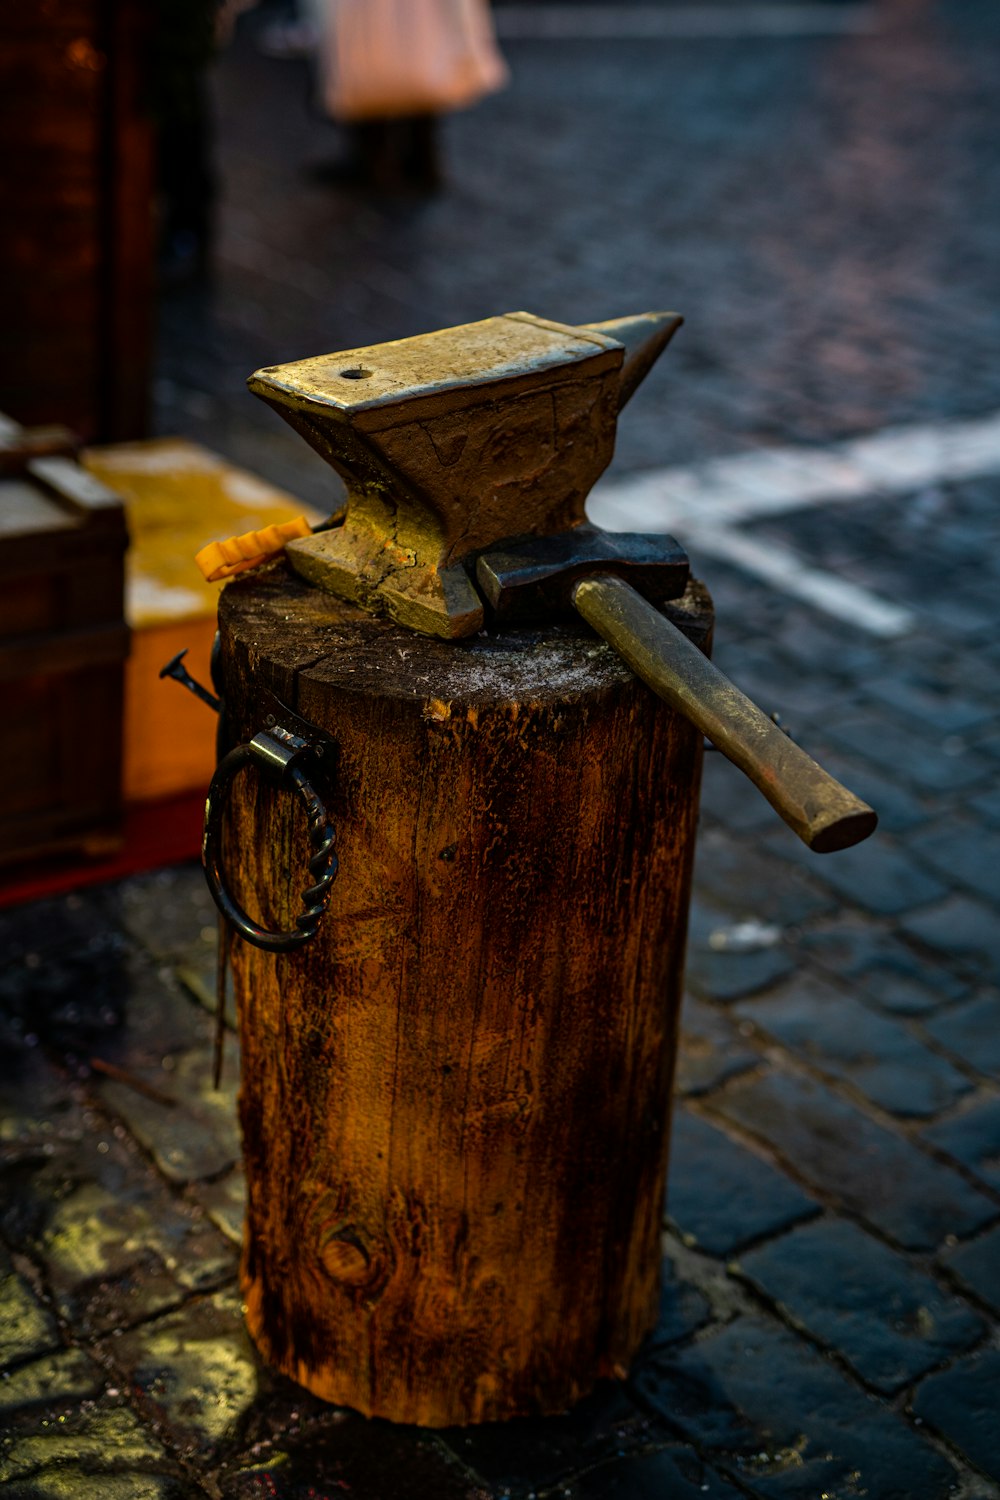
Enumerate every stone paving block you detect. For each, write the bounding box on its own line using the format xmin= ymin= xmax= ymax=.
xmin=906 ymin=819 xmax=1000 ymax=906
xmin=693 ymin=827 xmax=834 ymax=926
xmin=0 ymin=1245 xmax=61 ymax=1369
xmin=921 ymin=1093 xmax=1000 ymax=1192
xmin=189 ymin=1165 xmax=247 ymax=1248
xmin=911 ymin=1347 xmax=1000 ymax=1485
xmin=763 ymin=829 xmax=948 ymax=919
xmin=824 ymin=710 xmax=993 ymax=795
xmin=684 ymin=898 xmax=797 ymax=1004
xmin=901 ymin=894 xmax=1000 ymax=985
xmin=223 ymin=1421 xmax=477 ymax=1500
xmin=736 ymin=975 xmax=973 ymax=1118
xmin=796 ymin=916 xmax=968 ymax=1015
xmin=667 ymin=1107 xmax=818 ymax=1257
xmin=863 ymin=675 xmax=995 ymax=736
xmin=104 ymin=1289 xmax=266 ymax=1462
xmin=921 ymin=991 xmax=1000 ymax=1079
xmin=569 ymin=1444 xmax=747 ymax=1500
xmin=0 ymin=1347 xmax=104 ymax=1421
xmin=0 ymin=1023 xmax=83 ymax=1161
xmin=0 ymin=894 xmax=132 ymax=1056
xmin=111 ymin=866 xmax=220 ymax=966
xmin=96 ymin=1042 xmax=242 ymax=1187
xmin=714 ymin=1070 xmax=997 ymax=1251
xmin=88 ymin=953 xmax=215 ymax=1074
xmin=968 ymin=786 xmax=1000 ymax=827
xmin=0 ymin=1401 xmax=172 ymax=1488
xmin=0 ymin=1127 xmax=235 ymax=1336
xmin=676 ymin=996 xmax=758 ymax=1098
xmin=437 ymin=1380 xmax=657 ymax=1497
xmin=0 ymin=1471 xmax=187 ymax=1499
xmin=648 ymin=1255 xmax=712 ymax=1351
xmin=735 ymin=1216 xmax=984 ymax=1395
xmin=939 ymin=1223 xmax=1000 ymax=1316
xmin=634 ymin=1317 xmax=959 ymax=1499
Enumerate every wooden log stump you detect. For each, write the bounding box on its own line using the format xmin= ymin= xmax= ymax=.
xmin=217 ymin=564 xmax=712 ymax=1427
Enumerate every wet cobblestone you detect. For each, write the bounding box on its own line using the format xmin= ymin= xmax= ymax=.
xmin=3 ymin=0 xmax=1000 ymax=1494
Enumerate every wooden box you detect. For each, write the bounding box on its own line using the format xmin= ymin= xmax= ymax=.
xmin=0 ymin=423 xmax=128 ymax=865
xmin=81 ymin=438 xmax=319 ymax=803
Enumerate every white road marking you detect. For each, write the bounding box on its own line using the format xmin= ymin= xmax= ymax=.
xmin=494 ymin=5 xmax=881 ymax=41
xmin=587 ymin=408 xmax=1000 ymax=636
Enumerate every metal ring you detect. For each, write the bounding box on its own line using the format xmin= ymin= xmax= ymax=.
xmin=202 ymin=743 xmax=339 ymax=953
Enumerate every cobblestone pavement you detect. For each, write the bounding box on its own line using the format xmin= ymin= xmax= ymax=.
xmin=3 ymin=1 xmax=1000 ymax=1496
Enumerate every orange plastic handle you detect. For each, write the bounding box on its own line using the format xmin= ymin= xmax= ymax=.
xmin=195 ymin=516 xmax=313 ymax=581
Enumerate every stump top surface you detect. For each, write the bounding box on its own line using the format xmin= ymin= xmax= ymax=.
xmin=220 ymin=565 xmax=711 ymax=707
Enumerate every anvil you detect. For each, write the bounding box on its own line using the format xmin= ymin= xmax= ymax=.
xmin=248 ymin=311 xmax=680 ymax=638
xmin=231 ymin=310 xmax=876 ymax=853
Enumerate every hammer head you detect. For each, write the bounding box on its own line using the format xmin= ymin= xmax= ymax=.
xmin=476 ymin=525 xmax=690 ymax=624
xmin=249 ymin=311 xmax=681 ymax=639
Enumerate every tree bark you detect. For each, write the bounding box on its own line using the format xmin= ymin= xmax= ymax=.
xmin=217 ymin=564 xmax=711 ymax=1426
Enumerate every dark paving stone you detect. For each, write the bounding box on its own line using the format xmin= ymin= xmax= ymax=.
xmin=95 ymin=1041 xmax=242 ymax=1188
xmin=824 ymin=710 xmax=993 ymax=796
xmin=437 ymin=1380 xmax=656 ymax=1497
xmin=922 ymin=991 xmax=1000 ymax=1080
xmin=0 ymin=1020 xmax=83 ymax=1162
xmin=0 ymin=1399 xmax=174 ymax=1490
xmin=110 ymin=866 xmax=220 ymax=965
xmin=0 ymin=1128 xmax=235 ymax=1336
xmin=634 ymin=1317 xmax=959 ymax=1499
xmin=647 ymin=1257 xmax=712 ymax=1351
xmin=968 ymin=786 xmax=1000 ymax=827
xmin=900 ymin=895 xmax=1000 ymax=986
xmin=912 ymin=1347 xmax=1000 ymax=1484
xmin=737 ymin=975 xmax=972 ymax=1118
xmin=797 ymin=916 xmax=968 ymax=1015
xmin=0 ymin=893 xmax=132 ymax=1055
xmin=676 ymin=996 xmax=759 ymax=1097
xmin=0 ymin=1471 xmax=186 ymax=1499
xmin=104 ymin=1290 xmax=262 ymax=1462
xmin=666 ymin=1107 xmax=818 ymax=1256
xmin=864 ymin=675 xmax=995 ymax=736
xmin=0 ymin=1348 xmax=105 ymax=1421
xmin=693 ymin=827 xmax=834 ymax=926
xmin=715 ymin=1070 xmax=997 ymax=1250
xmin=940 ymin=1223 xmax=1000 ymax=1316
xmin=685 ymin=899 xmax=797 ymax=1003
xmin=736 ymin=1217 xmax=984 ymax=1395
xmin=570 ymin=1444 xmax=746 ymax=1500
xmin=764 ymin=830 xmax=948 ymax=919
xmin=223 ymin=1425 xmax=472 ymax=1500
xmin=907 ymin=819 xmax=1000 ymax=905
xmin=0 ymin=1246 xmax=60 ymax=1370
xmin=921 ymin=1093 xmax=1000 ymax=1192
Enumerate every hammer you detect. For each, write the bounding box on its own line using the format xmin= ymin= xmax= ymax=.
xmin=238 ymin=310 xmax=876 ymax=854
xmin=475 ymin=525 xmax=876 ymax=853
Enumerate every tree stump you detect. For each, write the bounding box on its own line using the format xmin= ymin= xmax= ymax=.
xmin=217 ymin=564 xmax=712 ymax=1426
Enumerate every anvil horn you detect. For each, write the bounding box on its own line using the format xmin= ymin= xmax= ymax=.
xmin=581 ymin=312 xmax=683 ymax=411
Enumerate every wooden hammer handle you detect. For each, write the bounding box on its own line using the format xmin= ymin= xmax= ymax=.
xmin=572 ymin=573 xmax=877 ymax=853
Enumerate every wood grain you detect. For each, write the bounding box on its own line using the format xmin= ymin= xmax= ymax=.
xmin=219 ymin=565 xmax=711 ymax=1425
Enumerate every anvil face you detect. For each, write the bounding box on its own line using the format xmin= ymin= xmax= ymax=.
xmin=248 ymin=310 xmax=678 ymax=639
xmin=250 ymin=312 xmax=621 ymax=415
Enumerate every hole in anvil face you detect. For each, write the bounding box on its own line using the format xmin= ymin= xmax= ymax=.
xmin=339 ymin=367 xmax=372 ymax=380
